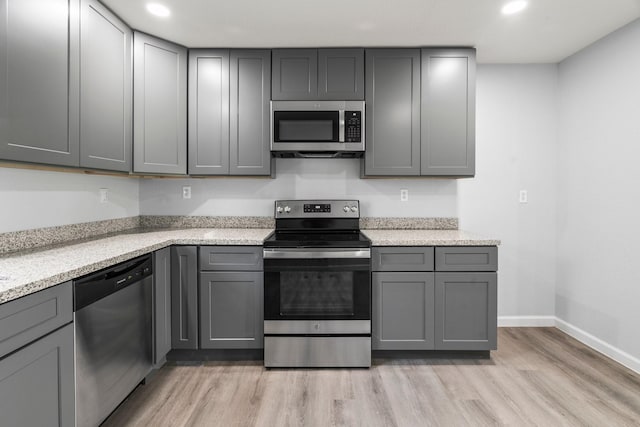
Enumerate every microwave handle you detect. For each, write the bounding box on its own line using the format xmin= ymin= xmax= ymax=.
xmin=339 ymin=110 xmax=345 ymax=142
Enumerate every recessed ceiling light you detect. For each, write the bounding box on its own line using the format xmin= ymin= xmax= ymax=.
xmin=501 ymin=0 xmax=528 ymax=15
xmin=146 ymin=3 xmax=171 ymax=18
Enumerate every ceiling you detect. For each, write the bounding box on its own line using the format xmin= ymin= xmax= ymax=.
xmin=101 ymin=0 xmax=640 ymax=63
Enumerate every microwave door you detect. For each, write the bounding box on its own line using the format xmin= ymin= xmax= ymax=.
xmin=273 ymin=111 xmax=339 ymax=143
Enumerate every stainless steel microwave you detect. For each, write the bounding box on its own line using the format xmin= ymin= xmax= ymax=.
xmin=270 ymin=100 xmax=365 ymax=158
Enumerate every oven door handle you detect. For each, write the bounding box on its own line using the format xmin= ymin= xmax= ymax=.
xmin=263 ymin=248 xmax=371 ymax=259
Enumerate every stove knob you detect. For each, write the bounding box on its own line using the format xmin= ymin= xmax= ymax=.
xmin=276 ymin=206 xmax=284 ymax=213
xmin=350 ymin=206 xmax=358 ymax=213
xmin=343 ymin=206 xmax=350 ymax=212
xmin=284 ymin=206 xmax=291 ymax=213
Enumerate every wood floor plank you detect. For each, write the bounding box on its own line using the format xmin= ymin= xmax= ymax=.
xmin=104 ymin=328 xmax=640 ymax=427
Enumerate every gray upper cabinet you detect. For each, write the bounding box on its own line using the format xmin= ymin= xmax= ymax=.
xmin=272 ymin=48 xmax=364 ymax=100
xmin=364 ymin=49 xmax=421 ymax=176
xmin=153 ymin=247 xmax=172 ymax=365
xmin=171 ymin=246 xmax=198 ymax=349
xmin=317 ymin=49 xmax=364 ymax=100
xmin=272 ymin=49 xmax=317 ymax=100
xmin=230 ymin=50 xmax=272 ymax=175
xmin=421 ymin=48 xmax=476 ymax=176
xmin=0 ymin=0 xmax=80 ymax=167
xmin=133 ymin=32 xmax=187 ymax=174
xmin=188 ymin=49 xmax=230 ymax=175
xmin=80 ymin=0 xmax=132 ymax=172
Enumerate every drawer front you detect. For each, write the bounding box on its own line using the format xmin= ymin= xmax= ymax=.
xmin=435 ymin=246 xmax=498 ymax=271
xmin=199 ymin=246 xmax=263 ymax=271
xmin=0 ymin=282 xmax=73 ymax=358
xmin=372 ymin=247 xmax=434 ymax=272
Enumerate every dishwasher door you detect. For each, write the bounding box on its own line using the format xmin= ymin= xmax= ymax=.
xmin=75 ymin=275 xmax=152 ymax=427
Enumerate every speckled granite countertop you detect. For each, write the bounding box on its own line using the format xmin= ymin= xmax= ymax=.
xmin=0 ymin=228 xmax=273 ymax=304
xmin=362 ymin=229 xmax=500 ymax=246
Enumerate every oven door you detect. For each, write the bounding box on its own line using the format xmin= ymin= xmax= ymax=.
xmin=263 ymin=248 xmax=371 ymax=322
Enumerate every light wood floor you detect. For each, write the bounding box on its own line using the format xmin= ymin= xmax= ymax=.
xmin=103 ymin=328 xmax=640 ymax=427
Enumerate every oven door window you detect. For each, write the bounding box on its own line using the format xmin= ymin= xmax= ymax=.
xmin=280 ymin=271 xmax=354 ymax=316
xmin=273 ymin=111 xmax=339 ymax=142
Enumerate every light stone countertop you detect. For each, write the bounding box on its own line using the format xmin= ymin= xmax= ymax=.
xmin=0 ymin=228 xmax=273 ymax=304
xmin=362 ymin=229 xmax=500 ymax=246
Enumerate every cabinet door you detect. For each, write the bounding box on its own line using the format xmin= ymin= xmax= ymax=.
xmin=372 ymin=272 xmax=434 ymax=350
xmin=0 ymin=0 xmax=80 ymax=167
xmin=318 ymin=49 xmax=364 ymax=100
xmin=153 ymin=247 xmax=172 ymax=365
xmin=434 ymin=272 xmax=497 ymax=350
xmin=171 ymin=246 xmax=198 ymax=349
xmin=133 ymin=32 xmax=187 ymax=174
xmin=364 ymin=49 xmax=421 ymax=176
xmin=200 ymin=272 xmax=263 ymax=349
xmin=0 ymin=323 xmax=74 ymax=427
xmin=188 ymin=49 xmax=230 ymax=175
xmin=272 ymin=49 xmax=317 ymax=100
xmin=79 ymin=0 xmax=132 ymax=172
xmin=230 ymin=49 xmax=272 ymax=175
xmin=421 ymin=48 xmax=476 ymax=176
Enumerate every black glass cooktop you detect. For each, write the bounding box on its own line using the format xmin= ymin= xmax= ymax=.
xmin=263 ymin=231 xmax=371 ymax=248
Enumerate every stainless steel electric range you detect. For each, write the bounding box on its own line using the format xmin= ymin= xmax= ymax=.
xmin=263 ymin=200 xmax=372 ymax=368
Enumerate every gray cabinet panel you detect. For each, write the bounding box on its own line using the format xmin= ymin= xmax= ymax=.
xmin=372 ymin=247 xmax=434 ymax=272
xmin=171 ymin=246 xmax=198 ymax=349
xmin=188 ymin=49 xmax=230 ymax=175
xmin=0 ymin=282 xmax=72 ymax=358
xmin=79 ymin=0 xmax=131 ymax=172
xmin=0 ymin=323 xmax=75 ymax=427
xmin=199 ymin=272 xmax=263 ymax=349
xmin=272 ymin=49 xmax=317 ymax=100
xmin=230 ymin=49 xmax=272 ymax=175
xmin=435 ymin=272 xmax=497 ymax=350
xmin=199 ymin=246 xmax=263 ymax=271
xmin=364 ymin=49 xmax=421 ymax=176
xmin=435 ymin=246 xmax=498 ymax=272
xmin=133 ymin=32 xmax=187 ymax=174
xmin=153 ymin=247 xmax=172 ymax=365
xmin=372 ymin=272 xmax=434 ymax=350
xmin=0 ymin=0 xmax=80 ymax=167
xmin=421 ymin=48 xmax=476 ymax=176
xmin=318 ymin=49 xmax=364 ymax=100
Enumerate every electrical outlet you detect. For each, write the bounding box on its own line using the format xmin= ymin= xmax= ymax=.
xmin=400 ymin=189 xmax=409 ymax=202
xmin=99 ymin=188 xmax=108 ymax=203
xmin=519 ymin=190 xmax=528 ymax=203
xmin=182 ymin=186 xmax=192 ymax=199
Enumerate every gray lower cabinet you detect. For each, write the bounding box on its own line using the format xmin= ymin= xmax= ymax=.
xmin=171 ymin=246 xmax=198 ymax=349
xmin=434 ymin=272 xmax=497 ymax=350
xmin=188 ymin=49 xmax=271 ymax=176
xmin=421 ymin=48 xmax=476 ymax=176
xmin=153 ymin=247 xmax=172 ymax=364
xmin=133 ymin=32 xmax=187 ymax=174
xmin=79 ymin=0 xmax=132 ymax=172
xmin=199 ymin=272 xmax=264 ymax=349
xmin=0 ymin=323 xmax=75 ymax=427
xmin=364 ymin=49 xmax=421 ymax=176
xmin=272 ymin=48 xmax=364 ymax=101
xmin=0 ymin=0 xmax=80 ymax=167
xmin=372 ymin=272 xmax=435 ymax=350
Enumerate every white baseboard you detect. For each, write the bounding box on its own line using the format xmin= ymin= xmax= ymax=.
xmin=555 ymin=317 xmax=640 ymax=375
xmin=498 ymin=315 xmax=556 ymax=327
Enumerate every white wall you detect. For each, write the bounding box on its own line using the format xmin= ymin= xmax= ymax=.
xmin=0 ymin=168 xmax=140 ymax=233
xmin=557 ymin=20 xmax=640 ymax=362
xmin=460 ymin=64 xmax=558 ymax=319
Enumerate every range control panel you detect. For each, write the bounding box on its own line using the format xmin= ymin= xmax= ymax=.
xmin=275 ymin=200 xmax=360 ymax=219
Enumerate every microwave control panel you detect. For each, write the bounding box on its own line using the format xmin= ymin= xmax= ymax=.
xmin=345 ymin=111 xmax=362 ymax=142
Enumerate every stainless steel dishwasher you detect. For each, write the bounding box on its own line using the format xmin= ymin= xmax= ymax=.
xmin=74 ymin=254 xmax=153 ymax=427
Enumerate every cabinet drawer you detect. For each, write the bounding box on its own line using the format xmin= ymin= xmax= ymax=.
xmin=372 ymin=247 xmax=434 ymax=272
xmin=435 ymin=247 xmax=497 ymax=271
xmin=199 ymin=246 xmax=263 ymax=271
xmin=0 ymin=282 xmax=72 ymax=358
